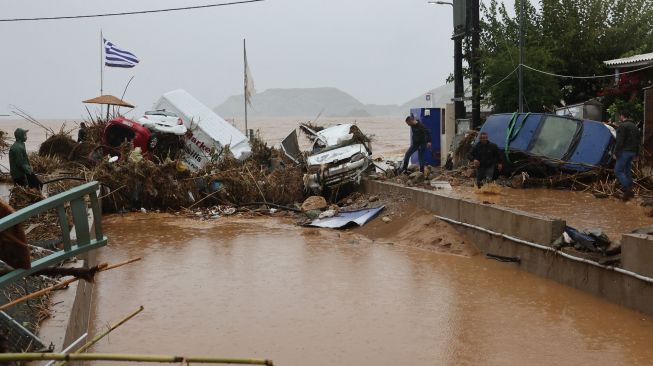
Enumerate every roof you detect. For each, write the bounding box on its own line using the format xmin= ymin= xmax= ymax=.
xmin=604 ymin=52 xmax=653 ymax=68
xmin=82 ymin=95 xmax=135 ymax=108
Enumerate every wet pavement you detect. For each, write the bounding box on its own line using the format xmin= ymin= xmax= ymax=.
xmin=89 ymin=213 xmax=653 ymax=366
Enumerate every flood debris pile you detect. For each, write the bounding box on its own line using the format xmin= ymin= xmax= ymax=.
xmin=378 ymin=130 xmax=653 ymax=203
xmin=552 ymin=227 xmax=622 ymax=265
xmin=28 ymin=125 xmax=308 ymax=213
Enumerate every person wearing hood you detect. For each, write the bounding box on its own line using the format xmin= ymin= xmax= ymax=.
xmin=9 ymin=128 xmax=41 ymax=189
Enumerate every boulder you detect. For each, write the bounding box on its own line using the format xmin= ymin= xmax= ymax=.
xmin=302 ymin=196 xmax=328 ymax=211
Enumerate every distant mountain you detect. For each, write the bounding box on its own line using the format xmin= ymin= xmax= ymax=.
xmin=214 ymin=85 xmax=460 ymax=118
xmin=215 ymin=87 xmax=397 ymax=118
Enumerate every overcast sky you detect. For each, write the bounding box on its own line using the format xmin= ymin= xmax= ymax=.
xmin=1 ymin=0 xmax=486 ymax=119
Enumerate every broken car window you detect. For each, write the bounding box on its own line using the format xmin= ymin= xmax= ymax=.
xmin=529 ymin=116 xmax=580 ymax=160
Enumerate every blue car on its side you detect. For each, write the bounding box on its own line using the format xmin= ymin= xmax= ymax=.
xmin=479 ymin=113 xmax=615 ymax=171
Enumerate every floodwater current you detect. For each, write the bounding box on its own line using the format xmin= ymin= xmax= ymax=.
xmin=89 ymin=214 xmax=653 ymax=366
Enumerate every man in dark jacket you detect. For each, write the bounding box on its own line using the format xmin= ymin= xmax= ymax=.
xmin=470 ymin=131 xmax=502 ymax=188
xmin=614 ymin=114 xmax=640 ymax=201
xmin=9 ymin=128 xmax=40 ymax=189
xmin=399 ymin=116 xmax=432 ymax=173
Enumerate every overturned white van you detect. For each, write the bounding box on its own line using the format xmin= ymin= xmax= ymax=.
xmin=153 ymin=89 xmax=251 ymax=170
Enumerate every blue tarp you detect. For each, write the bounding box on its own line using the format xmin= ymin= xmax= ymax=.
xmin=307 ymin=206 xmax=385 ymax=229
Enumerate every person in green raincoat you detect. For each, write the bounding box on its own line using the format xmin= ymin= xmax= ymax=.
xmin=9 ymin=128 xmax=41 ymax=189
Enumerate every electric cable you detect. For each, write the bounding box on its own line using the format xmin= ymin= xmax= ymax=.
xmin=0 ymin=0 xmax=264 ymax=22
xmin=485 ymin=65 xmax=519 ymax=90
xmin=522 ymin=62 xmax=653 ymax=79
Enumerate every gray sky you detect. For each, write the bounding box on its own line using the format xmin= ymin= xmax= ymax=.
xmin=1 ymin=0 xmax=468 ymax=119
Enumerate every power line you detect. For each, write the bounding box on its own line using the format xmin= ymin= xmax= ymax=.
xmin=522 ymin=63 xmax=653 ymax=79
xmin=486 ymin=65 xmax=519 ymax=90
xmin=0 ymin=0 xmax=264 ymax=22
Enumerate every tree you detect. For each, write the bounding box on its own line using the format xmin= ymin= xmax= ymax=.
xmin=479 ymin=0 xmax=653 ymax=115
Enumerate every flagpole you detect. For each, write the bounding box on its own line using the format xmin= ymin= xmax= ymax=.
xmin=243 ymin=38 xmax=248 ymax=136
xmin=100 ymin=29 xmax=104 ymax=96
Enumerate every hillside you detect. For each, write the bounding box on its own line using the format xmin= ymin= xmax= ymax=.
xmin=215 ymin=87 xmax=393 ymax=118
xmin=214 ymin=85 xmax=458 ymax=118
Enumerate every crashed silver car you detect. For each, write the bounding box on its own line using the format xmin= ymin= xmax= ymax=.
xmin=282 ymin=123 xmax=373 ymax=194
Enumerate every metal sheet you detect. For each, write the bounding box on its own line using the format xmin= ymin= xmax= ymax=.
xmin=308 ymin=206 xmax=385 ymax=229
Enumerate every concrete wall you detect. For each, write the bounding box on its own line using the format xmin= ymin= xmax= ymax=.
xmin=38 ymin=209 xmax=100 ymax=361
xmin=361 ymin=179 xmax=653 ymax=316
xmin=362 ymin=180 xmax=565 ymax=245
xmin=622 ymin=234 xmax=653 ymax=278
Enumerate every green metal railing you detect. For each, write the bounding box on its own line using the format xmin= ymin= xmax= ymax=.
xmin=0 ymin=181 xmax=108 ymax=288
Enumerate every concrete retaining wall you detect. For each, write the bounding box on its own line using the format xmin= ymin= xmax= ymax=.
xmin=37 ymin=209 xmax=99 ymax=359
xmin=362 ymin=180 xmax=565 ymax=245
xmin=622 ymin=234 xmax=653 ymax=278
xmin=361 ymin=179 xmax=653 ymax=316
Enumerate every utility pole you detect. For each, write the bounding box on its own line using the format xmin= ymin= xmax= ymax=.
xmin=518 ymin=0 xmax=524 ymax=113
xmin=429 ymin=1 xmax=466 ymax=121
xmin=470 ymin=0 xmax=481 ymax=129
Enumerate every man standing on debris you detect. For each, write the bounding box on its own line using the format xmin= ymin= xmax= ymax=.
xmin=399 ymin=115 xmax=432 ymax=174
xmin=471 ymin=131 xmax=502 ymax=188
xmin=614 ymin=113 xmax=640 ymax=201
xmin=78 ymin=122 xmax=88 ymax=143
xmin=9 ymin=128 xmax=41 ymax=189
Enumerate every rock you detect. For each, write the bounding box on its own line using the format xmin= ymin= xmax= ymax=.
xmin=368 ymin=195 xmax=379 ymax=202
xmin=381 ymin=216 xmax=392 ymax=223
xmin=140 ymin=207 xmax=147 ymax=214
xmin=328 ymin=204 xmax=340 ymax=212
xmin=409 ymin=171 xmax=423 ymax=179
xmin=305 ymin=209 xmax=321 ymax=220
xmin=302 ymin=196 xmax=328 ymax=211
xmin=318 ymin=209 xmax=337 ymax=219
xmin=223 ymin=207 xmax=236 ymax=215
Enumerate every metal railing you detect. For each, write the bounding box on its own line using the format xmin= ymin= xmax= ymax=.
xmin=0 ymin=181 xmax=108 ymax=288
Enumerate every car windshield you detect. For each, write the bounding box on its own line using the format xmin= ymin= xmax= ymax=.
xmin=529 ymin=115 xmax=581 ymax=160
xmin=145 ymin=110 xmax=177 ymax=117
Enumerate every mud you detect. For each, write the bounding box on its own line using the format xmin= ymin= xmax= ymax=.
xmin=88 ymin=213 xmax=653 ymax=366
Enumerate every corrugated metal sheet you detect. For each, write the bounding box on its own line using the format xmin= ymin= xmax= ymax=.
xmin=604 ymin=52 xmax=653 ymax=68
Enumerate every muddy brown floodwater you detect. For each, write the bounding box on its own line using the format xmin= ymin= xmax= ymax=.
xmin=90 ymin=214 xmax=653 ymax=366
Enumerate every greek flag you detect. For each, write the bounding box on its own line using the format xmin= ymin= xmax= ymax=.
xmin=104 ymin=38 xmax=139 ymax=68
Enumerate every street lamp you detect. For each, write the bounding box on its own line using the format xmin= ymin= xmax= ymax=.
xmin=428 ymin=0 xmax=465 ymax=121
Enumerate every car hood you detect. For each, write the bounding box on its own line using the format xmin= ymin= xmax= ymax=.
xmin=315 ymin=124 xmax=356 ymax=147
xmin=307 ymin=143 xmax=368 ymax=166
